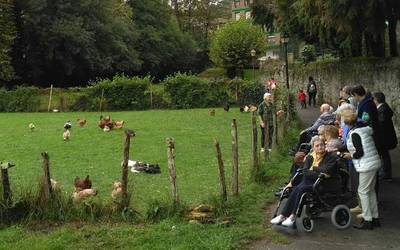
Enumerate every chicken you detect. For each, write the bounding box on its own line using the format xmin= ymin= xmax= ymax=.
xmin=64 ymin=120 xmax=72 ymax=130
xmin=98 ymin=115 xmax=113 ymax=129
xmin=72 ymin=188 xmax=97 ymax=203
xmin=223 ymin=103 xmax=230 ymax=112
xmin=209 ymin=109 xmax=215 ymax=116
xmin=249 ymin=105 xmax=257 ymax=112
xmin=50 ymin=178 xmax=61 ymax=191
xmin=63 ymin=129 xmax=71 ymax=141
xmin=28 ymin=123 xmax=35 ymax=131
xmin=113 ymin=120 xmax=125 ymax=129
xmin=77 ymin=118 xmax=87 ymax=127
xmin=111 ymin=181 xmax=123 ymax=201
xmin=74 ymin=175 xmax=92 ymax=191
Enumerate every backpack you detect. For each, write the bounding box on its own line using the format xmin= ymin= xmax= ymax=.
xmin=309 ymin=83 xmax=316 ymax=93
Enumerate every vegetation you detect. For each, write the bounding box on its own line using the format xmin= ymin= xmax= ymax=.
xmin=0 ymin=0 xmax=16 ymax=83
xmin=209 ymin=19 xmax=266 ymax=78
xmin=252 ymin=0 xmax=400 ymax=58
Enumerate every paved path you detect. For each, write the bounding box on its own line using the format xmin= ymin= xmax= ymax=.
xmin=249 ymin=107 xmax=400 ymax=250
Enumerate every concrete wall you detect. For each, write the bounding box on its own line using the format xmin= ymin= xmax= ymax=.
xmin=283 ymin=58 xmax=400 ymax=135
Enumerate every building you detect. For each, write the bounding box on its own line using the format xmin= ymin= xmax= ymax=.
xmin=231 ymin=0 xmax=253 ymax=20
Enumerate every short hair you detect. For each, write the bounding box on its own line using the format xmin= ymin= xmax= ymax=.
xmin=320 ymin=103 xmax=331 ymax=112
xmin=263 ymin=92 xmax=272 ymax=99
xmin=350 ymin=85 xmax=366 ymax=96
xmin=341 ymin=85 xmax=352 ymax=95
xmin=373 ymin=92 xmax=385 ymax=104
xmin=341 ymin=109 xmax=357 ymax=125
xmin=309 ymin=76 xmax=314 ymax=81
xmin=323 ymin=125 xmax=339 ymax=139
xmin=310 ymin=136 xmax=324 ymax=147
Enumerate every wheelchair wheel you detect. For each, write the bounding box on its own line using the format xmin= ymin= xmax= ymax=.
xmin=296 ymin=205 xmax=314 ymax=233
xmin=331 ymin=204 xmax=351 ymax=230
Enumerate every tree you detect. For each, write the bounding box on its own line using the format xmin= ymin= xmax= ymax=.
xmin=209 ymin=19 xmax=266 ymax=78
xmin=12 ymin=0 xmax=141 ymax=86
xmin=129 ymin=0 xmax=198 ymax=79
xmin=0 ymin=0 xmax=16 ymax=84
xmin=250 ymin=0 xmax=276 ymax=32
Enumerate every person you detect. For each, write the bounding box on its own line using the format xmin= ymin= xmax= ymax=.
xmin=292 ymin=103 xmax=336 ymax=152
xmin=270 ymin=137 xmax=339 ymax=227
xmin=373 ymin=92 xmax=398 ymax=181
xmin=258 ymin=93 xmax=283 ymax=151
xmin=340 ymin=85 xmax=357 ymax=108
xmin=307 ymin=76 xmax=317 ymax=107
xmin=298 ymin=89 xmax=307 ymax=109
xmin=341 ymin=109 xmax=381 ymax=230
xmin=321 ymin=125 xmax=343 ymax=153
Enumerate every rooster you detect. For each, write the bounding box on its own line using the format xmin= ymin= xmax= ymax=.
xmin=98 ymin=115 xmax=113 ymax=129
xmin=74 ymin=175 xmax=92 ymax=191
xmin=77 ymin=118 xmax=87 ymax=127
xmin=113 ymin=120 xmax=125 ymax=129
xmin=223 ymin=103 xmax=230 ymax=112
xmin=63 ymin=129 xmax=71 ymax=141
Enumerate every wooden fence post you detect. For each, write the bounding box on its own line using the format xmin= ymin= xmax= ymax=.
xmin=263 ymin=116 xmax=270 ymax=159
xmin=1 ymin=162 xmax=15 ymax=206
xmin=47 ymin=84 xmax=53 ymax=112
xmin=214 ymin=139 xmax=227 ymax=201
xmin=121 ymin=129 xmax=135 ymax=208
xmin=166 ymin=138 xmax=179 ymax=203
xmin=99 ymin=88 xmax=105 ymax=112
xmin=41 ymin=152 xmax=52 ymax=200
xmin=274 ymin=113 xmax=279 ymax=146
xmin=231 ymin=119 xmax=239 ymax=196
xmin=251 ymin=111 xmax=259 ymax=174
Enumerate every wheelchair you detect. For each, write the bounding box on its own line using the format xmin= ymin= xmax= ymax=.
xmin=273 ymin=164 xmax=353 ymax=233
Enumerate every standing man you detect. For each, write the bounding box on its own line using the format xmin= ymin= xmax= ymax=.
xmin=258 ymin=93 xmax=283 ymax=152
xmin=373 ymin=92 xmax=398 ymax=181
xmin=307 ymin=76 xmax=317 ymax=107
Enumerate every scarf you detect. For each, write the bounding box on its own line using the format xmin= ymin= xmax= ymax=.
xmin=310 ymin=151 xmax=325 ymax=170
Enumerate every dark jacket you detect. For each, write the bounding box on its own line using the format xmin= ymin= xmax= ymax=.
xmin=377 ymin=103 xmax=398 ymax=150
xmin=301 ymin=152 xmax=339 ymax=184
xmin=357 ymin=94 xmax=383 ymax=152
xmin=304 ymin=112 xmax=336 ymax=133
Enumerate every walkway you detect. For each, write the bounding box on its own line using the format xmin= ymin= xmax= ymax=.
xmin=249 ymin=107 xmax=400 ymax=250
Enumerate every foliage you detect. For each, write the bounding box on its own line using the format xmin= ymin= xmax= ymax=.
xmin=89 ymin=75 xmax=152 ymax=111
xmin=0 ymin=0 xmax=16 ymax=84
xmin=129 ymin=0 xmax=198 ymax=80
xmin=163 ymin=72 xmax=229 ymax=108
xmin=0 ymin=86 xmax=40 ymax=112
xmin=209 ymin=20 xmax=266 ymax=78
xmin=250 ymin=0 xmax=276 ymax=32
xmin=12 ymin=0 xmax=141 ymax=86
xmin=301 ymin=44 xmax=316 ymax=63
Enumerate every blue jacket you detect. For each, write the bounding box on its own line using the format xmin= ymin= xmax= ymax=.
xmin=357 ymin=95 xmax=382 ymax=152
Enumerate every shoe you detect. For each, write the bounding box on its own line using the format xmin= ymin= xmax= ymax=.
xmin=353 ymin=219 xmax=373 ymax=230
xmin=268 ymin=148 xmax=272 ymax=152
xmin=350 ymin=206 xmax=362 ymax=214
xmin=356 ymin=213 xmax=363 ymax=219
xmin=270 ymin=215 xmax=285 ymax=225
xmin=260 ymin=148 xmax=265 ymax=153
xmin=372 ymin=218 xmax=381 ymax=227
xmin=281 ymin=217 xmax=295 ymax=227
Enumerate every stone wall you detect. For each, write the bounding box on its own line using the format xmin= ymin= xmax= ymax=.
xmin=283 ymin=58 xmax=400 ymax=135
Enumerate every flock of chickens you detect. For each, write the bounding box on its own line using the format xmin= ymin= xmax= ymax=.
xmin=208 ymin=104 xmax=258 ymax=116
xmin=28 ymin=115 xmax=125 ymax=141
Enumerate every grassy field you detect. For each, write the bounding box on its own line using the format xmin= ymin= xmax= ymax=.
xmin=0 ymin=109 xmax=260 ymax=209
xmin=0 ymin=108 xmax=298 ymax=249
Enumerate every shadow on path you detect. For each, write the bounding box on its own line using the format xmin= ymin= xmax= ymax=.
xmin=248 ymin=107 xmax=400 ymax=250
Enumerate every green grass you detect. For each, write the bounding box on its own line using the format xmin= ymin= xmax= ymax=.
xmin=0 ymin=109 xmax=299 ymax=249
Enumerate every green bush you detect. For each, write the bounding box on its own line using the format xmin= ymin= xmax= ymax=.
xmin=163 ymin=73 xmax=228 ymax=108
xmin=89 ymin=75 xmax=151 ymax=111
xmin=237 ymin=80 xmax=264 ymax=105
xmin=0 ymin=86 xmax=40 ymax=112
xmin=301 ymin=44 xmax=316 ymax=63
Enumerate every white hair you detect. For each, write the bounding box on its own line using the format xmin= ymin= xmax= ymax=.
xmin=263 ymin=93 xmax=272 ymax=99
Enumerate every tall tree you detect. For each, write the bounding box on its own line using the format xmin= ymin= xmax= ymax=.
xmin=0 ymin=0 xmax=16 ymax=84
xmin=209 ymin=19 xmax=266 ymax=78
xmin=129 ymin=0 xmax=198 ymax=79
xmin=12 ymin=0 xmax=140 ymax=86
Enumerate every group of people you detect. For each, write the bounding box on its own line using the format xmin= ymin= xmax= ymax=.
xmin=268 ymin=83 xmax=397 ymax=230
xmin=297 ymin=76 xmax=318 ymax=109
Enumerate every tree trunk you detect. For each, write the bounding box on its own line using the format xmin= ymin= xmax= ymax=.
xmin=351 ymin=30 xmax=363 ymax=57
xmin=388 ymin=15 xmax=399 ymax=57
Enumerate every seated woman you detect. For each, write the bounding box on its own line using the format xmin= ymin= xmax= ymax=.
xmin=271 ymin=137 xmax=339 ymax=227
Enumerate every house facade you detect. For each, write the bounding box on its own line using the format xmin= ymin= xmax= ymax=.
xmin=231 ymin=0 xmax=253 ymax=20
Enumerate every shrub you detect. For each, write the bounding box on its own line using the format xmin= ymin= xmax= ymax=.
xmin=301 ymin=44 xmax=316 ymax=63
xmin=89 ymin=75 xmax=151 ymax=110
xmin=163 ymin=73 xmax=232 ymax=108
xmin=0 ymin=86 xmax=40 ymax=112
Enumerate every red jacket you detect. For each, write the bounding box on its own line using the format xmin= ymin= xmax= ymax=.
xmin=298 ymin=92 xmax=306 ymax=102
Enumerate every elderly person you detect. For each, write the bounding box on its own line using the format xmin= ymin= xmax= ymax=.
xmin=258 ymin=93 xmax=284 ymax=151
xmin=292 ymin=104 xmax=336 ymax=153
xmin=322 ymin=125 xmax=343 ymax=153
xmin=271 ymin=137 xmax=339 ymax=227
xmin=341 ymin=109 xmax=381 ymax=230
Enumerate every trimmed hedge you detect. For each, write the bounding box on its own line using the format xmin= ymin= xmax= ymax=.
xmin=0 ymin=74 xmax=266 ymax=112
